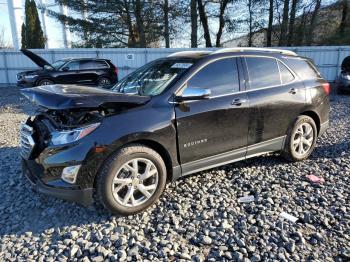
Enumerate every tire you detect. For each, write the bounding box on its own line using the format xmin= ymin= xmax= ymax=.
xmin=282 ymin=115 xmax=317 ymax=162
xmin=37 ymin=79 xmax=54 ymax=86
xmin=97 ymin=77 xmax=111 ymax=87
xmin=95 ymin=144 xmax=167 ymax=215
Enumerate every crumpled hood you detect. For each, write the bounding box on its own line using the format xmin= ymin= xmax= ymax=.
xmin=21 ymin=85 xmax=150 ymax=110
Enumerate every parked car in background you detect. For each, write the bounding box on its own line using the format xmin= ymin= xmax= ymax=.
xmin=20 ymin=48 xmax=329 ymax=215
xmin=17 ymin=49 xmax=118 ymax=88
xmin=336 ymin=56 xmax=350 ymax=94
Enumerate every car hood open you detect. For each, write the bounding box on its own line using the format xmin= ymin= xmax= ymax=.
xmin=21 ymin=85 xmax=151 ymax=110
xmin=21 ymin=49 xmax=52 ymax=68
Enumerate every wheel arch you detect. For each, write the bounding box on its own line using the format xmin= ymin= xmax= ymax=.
xmin=300 ymin=110 xmax=320 ymax=135
xmin=94 ymin=138 xmax=175 ymax=189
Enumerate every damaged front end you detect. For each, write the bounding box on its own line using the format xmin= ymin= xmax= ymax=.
xmin=21 ymin=107 xmax=105 ymax=159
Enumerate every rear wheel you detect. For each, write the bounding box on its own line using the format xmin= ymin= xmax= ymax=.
xmin=97 ymin=77 xmax=111 ymax=87
xmin=95 ymin=144 xmax=167 ymax=215
xmin=282 ymin=115 xmax=317 ymax=162
xmin=37 ymin=79 xmax=54 ymax=86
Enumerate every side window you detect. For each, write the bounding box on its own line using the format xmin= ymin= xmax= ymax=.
xmin=278 ymin=61 xmax=294 ymax=84
xmin=94 ymin=60 xmax=109 ymax=68
xmin=187 ymin=58 xmax=239 ymax=96
xmin=65 ymin=61 xmax=79 ymax=71
xmin=79 ymin=60 xmax=95 ymax=70
xmin=245 ymin=57 xmax=281 ymax=89
xmin=284 ymin=58 xmax=321 ymax=79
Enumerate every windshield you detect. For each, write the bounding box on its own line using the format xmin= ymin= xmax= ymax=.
xmin=111 ymin=58 xmax=194 ymax=96
xmin=51 ymin=60 xmax=67 ymax=70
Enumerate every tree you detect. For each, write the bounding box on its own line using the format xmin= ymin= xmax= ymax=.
xmin=22 ymin=0 xmax=45 ymax=48
xmin=266 ymin=0 xmax=273 ymax=47
xmin=21 ymin=23 xmax=26 ymax=49
xmin=287 ymin=0 xmax=298 ymax=46
xmin=216 ymin=0 xmax=230 ymax=47
xmin=197 ymin=0 xmax=212 ymax=47
xmin=191 ymin=0 xmax=198 ymax=47
xmin=279 ymin=0 xmax=290 ymax=46
xmin=306 ymin=0 xmax=321 ymax=45
xmin=339 ymin=0 xmax=348 ymax=36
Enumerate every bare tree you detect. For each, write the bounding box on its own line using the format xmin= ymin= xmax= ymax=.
xmin=215 ymin=0 xmax=230 ymax=47
xmin=339 ymin=0 xmax=349 ymax=36
xmin=191 ymin=0 xmax=198 ymax=47
xmin=306 ymin=0 xmax=321 ymax=45
xmin=163 ymin=0 xmax=170 ymax=47
xmin=197 ymin=0 xmax=212 ymax=47
xmin=266 ymin=0 xmax=273 ymax=47
xmin=279 ymin=0 xmax=290 ymax=46
xmin=287 ymin=0 xmax=298 ymax=46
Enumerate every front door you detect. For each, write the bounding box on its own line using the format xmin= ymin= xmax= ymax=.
xmin=174 ymin=57 xmax=250 ymax=174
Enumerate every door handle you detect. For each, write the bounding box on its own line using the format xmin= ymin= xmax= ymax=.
xmin=231 ymin=98 xmax=247 ymax=106
xmin=289 ymin=88 xmax=297 ymax=94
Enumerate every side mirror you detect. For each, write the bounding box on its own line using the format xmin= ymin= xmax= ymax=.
xmin=175 ymin=87 xmax=211 ymax=102
xmin=62 ymin=67 xmax=69 ymax=71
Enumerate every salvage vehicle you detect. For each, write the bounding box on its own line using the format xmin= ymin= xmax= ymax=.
xmin=336 ymin=55 xmax=350 ymax=94
xmin=17 ymin=49 xmax=118 ymax=88
xmin=20 ymin=48 xmax=330 ymax=215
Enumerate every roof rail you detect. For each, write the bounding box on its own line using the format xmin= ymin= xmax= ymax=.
xmin=212 ymin=47 xmax=297 ymax=56
xmin=168 ymin=51 xmax=212 ymax=58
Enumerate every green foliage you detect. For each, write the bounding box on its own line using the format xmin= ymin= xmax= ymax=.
xmin=22 ymin=0 xmax=45 ymax=49
xmin=21 ymin=23 xmax=26 ymax=49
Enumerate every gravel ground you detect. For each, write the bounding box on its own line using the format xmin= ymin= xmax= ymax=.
xmin=0 ymin=86 xmax=349 ymax=261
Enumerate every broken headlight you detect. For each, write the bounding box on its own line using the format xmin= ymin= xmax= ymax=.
xmin=51 ymin=123 xmax=100 ymax=145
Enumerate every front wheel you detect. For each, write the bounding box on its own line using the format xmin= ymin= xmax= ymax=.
xmin=37 ymin=79 xmax=54 ymax=86
xmin=95 ymin=144 xmax=167 ymax=215
xmin=282 ymin=115 xmax=317 ymax=162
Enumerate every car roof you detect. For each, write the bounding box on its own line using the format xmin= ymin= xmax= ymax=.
xmin=169 ymin=48 xmax=297 ymax=59
xmin=60 ymin=57 xmax=109 ymax=62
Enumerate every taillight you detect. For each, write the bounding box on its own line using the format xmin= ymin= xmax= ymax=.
xmin=114 ymin=67 xmax=119 ymax=75
xmin=322 ymin=82 xmax=330 ymax=95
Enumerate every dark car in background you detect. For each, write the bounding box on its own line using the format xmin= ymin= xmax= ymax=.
xmin=336 ymin=55 xmax=350 ymax=94
xmin=17 ymin=49 xmax=118 ymax=88
xmin=20 ymin=48 xmax=329 ymax=215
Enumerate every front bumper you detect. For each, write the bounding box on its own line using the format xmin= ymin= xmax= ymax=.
xmin=22 ymin=159 xmax=93 ymax=206
xmin=17 ymin=79 xmax=36 ymax=88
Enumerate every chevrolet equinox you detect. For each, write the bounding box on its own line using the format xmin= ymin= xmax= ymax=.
xmin=20 ymin=48 xmax=330 ymax=215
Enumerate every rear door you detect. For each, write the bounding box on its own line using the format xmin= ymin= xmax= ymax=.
xmin=78 ymin=60 xmax=107 ymax=84
xmin=243 ymin=56 xmax=307 ymax=155
xmin=175 ymin=57 xmax=250 ymax=174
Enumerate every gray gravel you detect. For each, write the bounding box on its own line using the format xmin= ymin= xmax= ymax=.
xmin=0 ymin=86 xmax=350 ymax=261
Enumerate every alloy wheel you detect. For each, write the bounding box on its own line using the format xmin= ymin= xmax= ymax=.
xmin=99 ymin=78 xmax=111 ymax=86
xmin=111 ymin=158 xmax=159 ymax=207
xmin=292 ymin=122 xmax=314 ymax=156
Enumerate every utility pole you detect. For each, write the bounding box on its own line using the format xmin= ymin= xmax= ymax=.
xmin=7 ymin=0 xmax=23 ymax=49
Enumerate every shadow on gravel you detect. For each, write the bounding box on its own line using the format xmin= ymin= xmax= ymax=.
xmin=312 ymin=142 xmax=350 ymax=159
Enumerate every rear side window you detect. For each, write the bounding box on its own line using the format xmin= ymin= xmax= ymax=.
xmin=93 ymin=60 xmax=110 ymax=69
xmin=278 ymin=61 xmax=294 ymax=84
xmin=285 ymin=58 xmax=321 ymax=79
xmin=187 ymin=57 xmax=239 ymax=96
xmin=245 ymin=57 xmax=280 ymax=89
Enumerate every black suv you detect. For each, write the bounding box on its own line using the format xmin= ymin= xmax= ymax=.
xmin=17 ymin=49 xmax=118 ymax=88
xmin=20 ymin=48 xmax=330 ymax=215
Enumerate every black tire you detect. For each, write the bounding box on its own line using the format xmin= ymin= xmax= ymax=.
xmin=97 ymin=77 xmax=111 ymax=87
xmin=282 ymin=115 xmax=317 ymax=162
xmin=37 ymin=79 xmax=54 ymax=86
xmin=95 ymin=144 xmax=167 ymax=215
